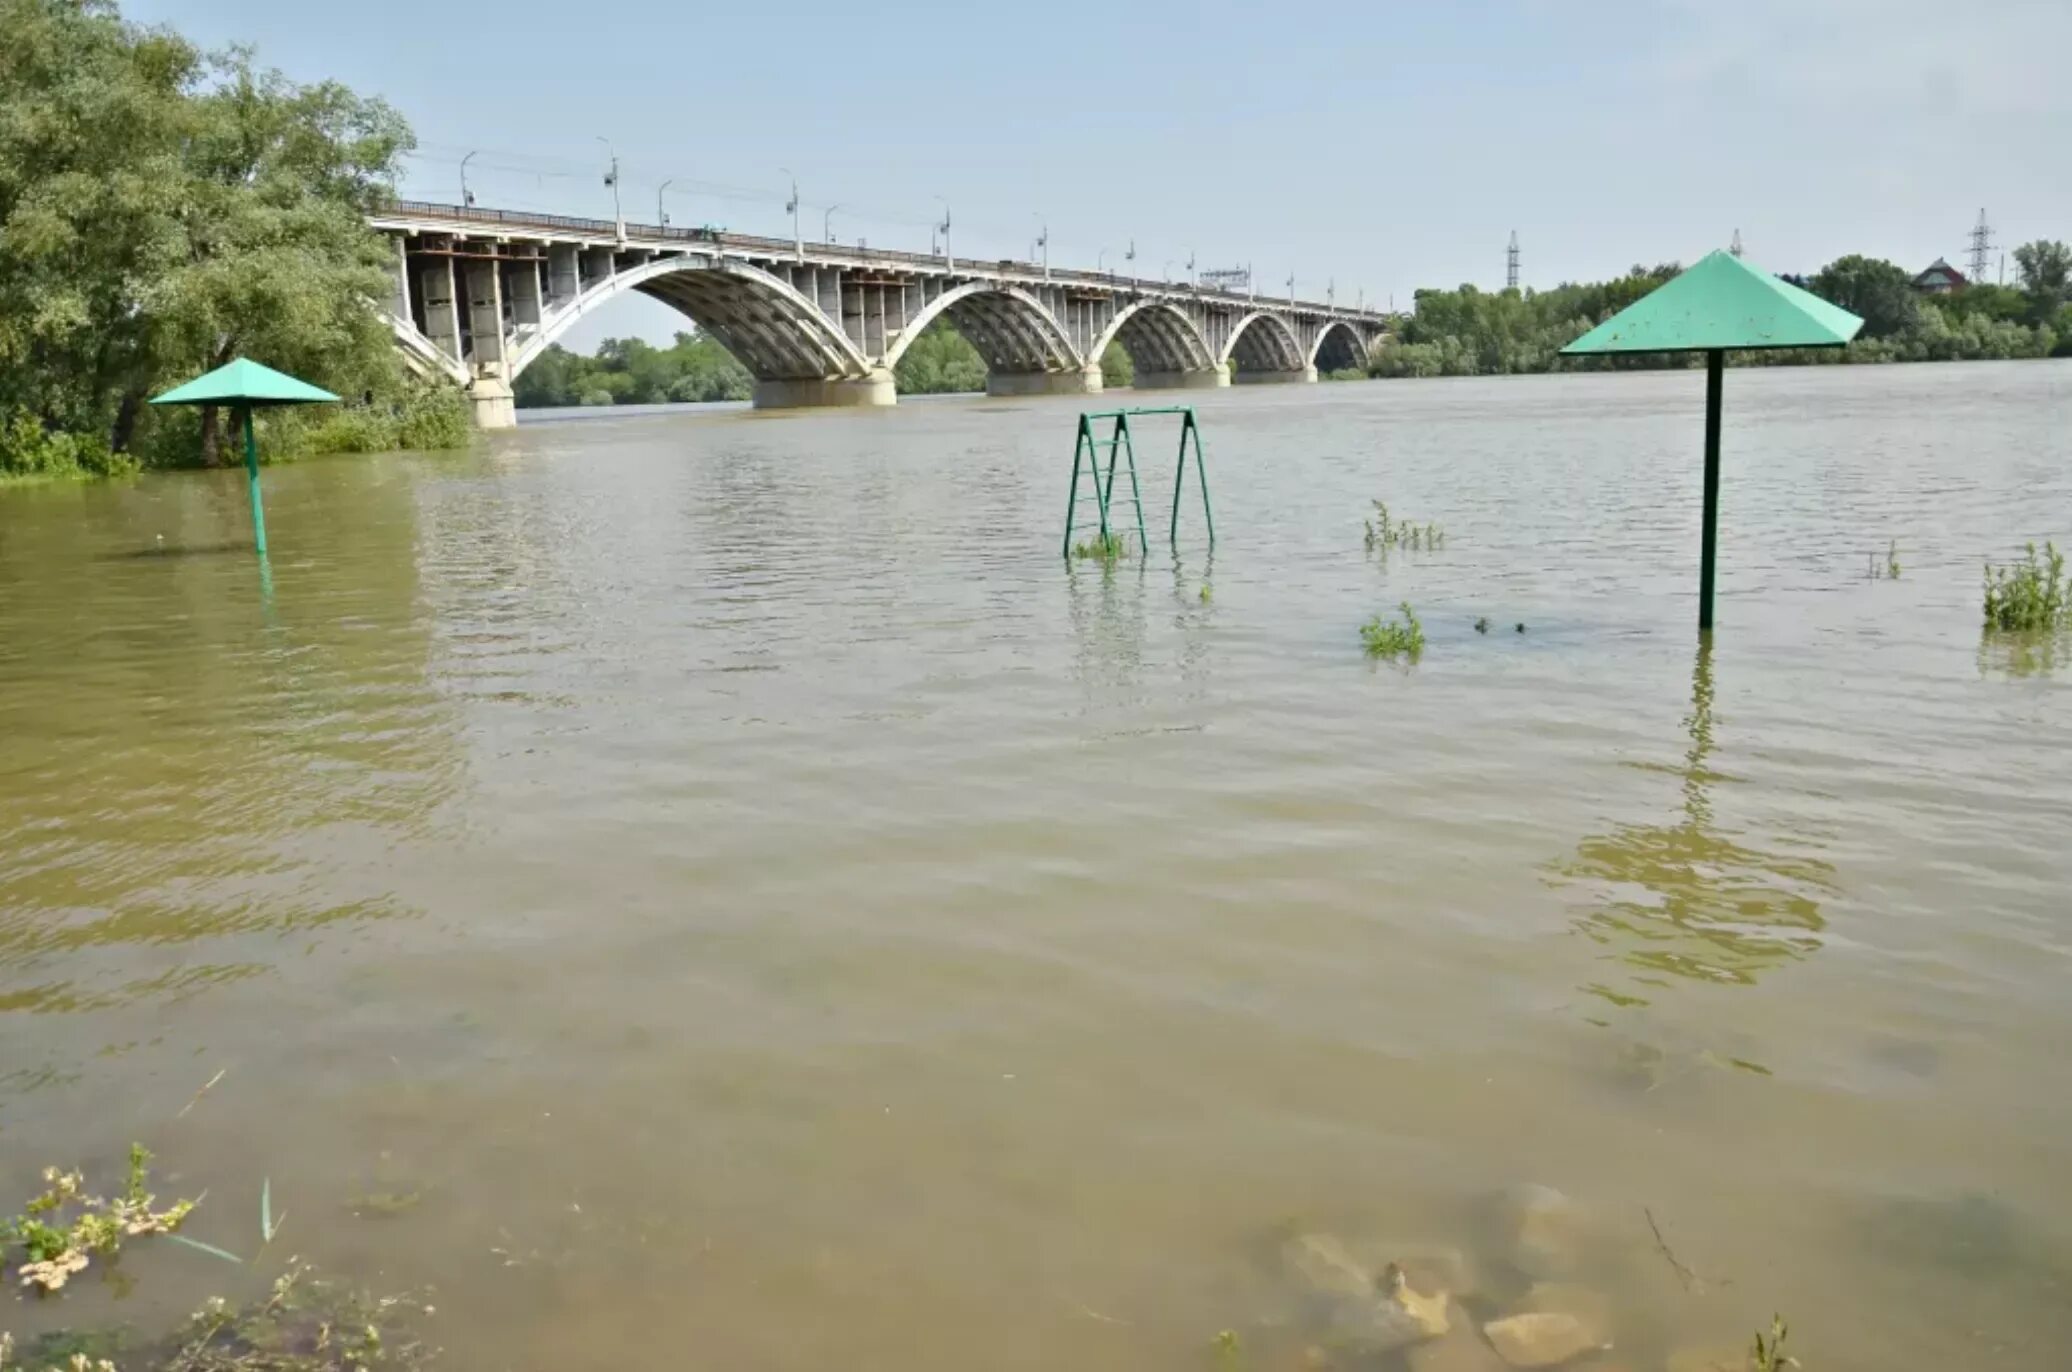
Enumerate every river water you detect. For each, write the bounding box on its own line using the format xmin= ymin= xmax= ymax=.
xmin=2 ymin=363 xmax=2068 ymax=1370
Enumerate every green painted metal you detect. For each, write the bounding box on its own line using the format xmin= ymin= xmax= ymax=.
xmin=1061 ymin=407 xmax=1214 ymax=559
xmin=1699 ymin=350 xmax=1723 ymax=631
xmin=149 ymin=358 xmax=339 ymax=557
xmin=1559 ymin=253 xmax=1861 ymax=633
xmin=149 ymin=358 xmax=341 ymax=407
xmin=241 ymin=405 xmax=268 ymax=557
xmin=1559 ymin=250 xmax=1863 ymax=356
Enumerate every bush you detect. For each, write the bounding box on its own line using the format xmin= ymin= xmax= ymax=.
xmin=1360 ymin=602 xmax=1426 ymax=659
xmin=268 ymin=383 xmax=472 ymax=457
xmin=577 ymin=387 xmax=615 ymax=407
xmin=393 ymin=382 xmax=472 ymax=449
xmin=1983 ymin=542 xmax=2068 ymax=631
xmin=0 ymin=411 xmax=135 ymax=480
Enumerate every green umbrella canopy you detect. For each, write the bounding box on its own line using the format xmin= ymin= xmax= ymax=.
xmin=1561 ymin=250 xmax=1863 ymax=355
xmin=150 ymin=358 xmax=340 ymax=408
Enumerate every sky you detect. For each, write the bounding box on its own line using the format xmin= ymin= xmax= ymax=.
xmin=133 ymin=0 xmax=2072 ymax=352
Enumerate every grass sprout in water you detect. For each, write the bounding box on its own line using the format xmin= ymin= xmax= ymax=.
xmin=1360 ymin=603 xmax=1425 ymax=660
xmin=1751 ymin=1314 xmax=1799 ymax=1371
xmin=1364 ymin=501 xmax=1444 ymax=553
xmin=1982 ymin=541 xmax=2067 ymax=632
xmin=1071 ymin=530 xmax=1131 ymax=563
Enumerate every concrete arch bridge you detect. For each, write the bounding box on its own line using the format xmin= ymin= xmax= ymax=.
xmin=370 ymin=201 xmax=1389 ymax=427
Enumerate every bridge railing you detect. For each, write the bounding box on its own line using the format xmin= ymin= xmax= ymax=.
xmin=372 ymin=199 xmax=1384 ymax=320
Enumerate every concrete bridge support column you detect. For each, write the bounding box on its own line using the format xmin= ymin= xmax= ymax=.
xmin=463 ymin=261 xmax=517 ymax=429
xmin=1134 ymin=367 xmax=1231 ymax=391
xmin=419 ymin=261 xmax=462 ymax=364
xmin=1235 ymin=365 xmax=1319 ymax=385
xmin=985 ymin=366 xmax=1103 ymax=398
xmin=751 ymin=367 xmax=897 ymax=410
xmin=546 ymin=245 xmax=581 ymax=307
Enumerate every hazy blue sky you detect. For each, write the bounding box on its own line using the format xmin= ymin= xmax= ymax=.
xmin=135 ymin=0 xmax=2072 ymax=350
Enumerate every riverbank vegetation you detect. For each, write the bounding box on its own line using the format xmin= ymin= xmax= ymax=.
xmin=0 ymin=0 xmax=467 ymax=486
xmin=515 ymin=320 xmax=1138 ymax=408
xmin=1371 ymin=244 xmax=2070 ymax=378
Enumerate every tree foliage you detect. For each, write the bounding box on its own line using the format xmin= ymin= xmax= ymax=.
xmin=513 ymin=332 xmax=752 ymax=407
xmin=0 ymin=0 xmax=454 ymax=477
xmin=1372 ymin=248 xmax=2067 ymax=379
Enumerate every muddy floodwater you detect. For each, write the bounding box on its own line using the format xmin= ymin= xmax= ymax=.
xmin=2 ymin=363 xmax=2069 ymax=1370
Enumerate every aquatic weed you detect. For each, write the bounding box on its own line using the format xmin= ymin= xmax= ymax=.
xmin=1364 ymin=501 xmax=1444 ymax=553
xmin=1751 ymin=1314 xmax=1799 ymax=1371
xmin=1360 ymin=603 xmax=1425 ymax=660
xmin=3 ymin=1148 xmax=197 ymax=1294
xmin=1072 ymin=530 xmax=1131 ymax=563
xmin=1982 ymin=541 xmax=2067 ymax=631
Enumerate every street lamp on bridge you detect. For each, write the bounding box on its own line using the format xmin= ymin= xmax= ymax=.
xmin=781 ymin=169 xmax=801 ymax=261
xmin=824 ymin=204 xmax=841 ymax=244
xmin=596 ymin=137 xmax=621 ymax=236
xmin=1033 ymin=214 xmax=1048 ymax=282
xmin=657 ymin=178 xmax=674 ymax=229
xmin=936 ymin=198 xmax=953 ymax=271
xmin=459 ymin=150 xmax=478 ymax=208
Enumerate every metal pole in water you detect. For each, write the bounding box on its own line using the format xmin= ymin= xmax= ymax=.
xmin=1698 ymin=348 xmax=1723 ymax=633
xmin=242 ymin=404 xmax=268 ymax=558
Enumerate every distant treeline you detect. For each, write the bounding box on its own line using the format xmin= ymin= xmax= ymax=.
xmin=1369 ymin=243 xmax=2072 ymax=378
xmin=516 ymin=322 xmax=1138 ymax=408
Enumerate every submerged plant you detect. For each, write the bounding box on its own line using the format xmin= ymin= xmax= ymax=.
xmin=1360 ymin=602 xmax=1425 ymax=660
xmin=1072 ymin=530 xmax=1131 ymax=563
xmin=1364 ymin=501 xmax=1444 ymax=553
xmin=2 ymin=1147 xmax=197 ymax=1294
xmin=1983 ymin=541 xmax=2067 ymax=631
xmin=1886 ymin=540 xmax=1901 ymax=580
xmin=1750 ymin=1314 xmax=1799 ymax=1371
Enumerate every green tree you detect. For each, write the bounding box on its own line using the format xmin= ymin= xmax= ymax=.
xmin=0 ymin=0 xmax=197 ymax=445
xmin=0 ymin=0 xmax=431 ymax=469
xmin=1807 ymin=255 xmax=1918 ymax=339
xmin=155 ymin=46 xmax=413 ymax=461
xmin=894 ymin=319 xmax=987 ymax=394
xmin=2012 ymin=240 xmax=2071 ymax=311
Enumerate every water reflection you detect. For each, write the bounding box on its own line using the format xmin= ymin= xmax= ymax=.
xmin=1556 ymin=641 xmax=1834 ymax=1008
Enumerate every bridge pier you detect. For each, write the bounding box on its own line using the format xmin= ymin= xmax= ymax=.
xmin=751 ymin=368 xmax=897 ymax=410
xmin=1234 ymin=365 xmax=1319 ymax=385
xmin=1134 ymin=367 xmax=1231 ymax=391
xmin=469 ymin=376 xmax=517 ymax=429
xmin=985 ymin=367 xmax=1103 ymax=398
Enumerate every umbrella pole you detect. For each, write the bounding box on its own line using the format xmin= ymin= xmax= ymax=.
xmin=241 ymin=404 xmax=268 ymax=557
xmin=1698 ymin=349 xmax=1723 ymax=633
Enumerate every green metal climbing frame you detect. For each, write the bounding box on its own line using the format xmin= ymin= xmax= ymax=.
xmin=1061 ymin=407 xmax=1214 ymax=560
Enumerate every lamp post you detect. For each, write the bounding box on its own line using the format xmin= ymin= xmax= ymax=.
xmin=1186 ymin=252 xmax=1196 ymax=288
xmin=936 ymin=198 xmax=952 ymax=271
xmin=1125 ymin=239 xmax=1136 ymax=287
xmin=824 ymin=204 xmax=841 ymax=244
xmin=657 ymin=179 xmax=674 ymax=229
xmin=460 ymin=150 xmax=479 ymax=208
xmin=781 ymin=169 xmax=801 ymax=261
xmin=596 ymin=137 xmax=621 ymax=237
xmin=1034 ymin=214 xmax=1048 ymax=282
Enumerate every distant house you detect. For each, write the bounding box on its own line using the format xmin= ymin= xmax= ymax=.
xmin=1912 ymin=258 xmax=1968 ymax=294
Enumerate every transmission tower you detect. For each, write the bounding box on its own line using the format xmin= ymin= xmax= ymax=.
xmin=1506 ymin=230 xmax=1519 ymax=290
xmin=1967 ymin=208 xmax=1994 ymax=285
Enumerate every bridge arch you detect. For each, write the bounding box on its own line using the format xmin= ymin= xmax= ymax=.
xmin=884 ymin=281 xmax=1084 ymax=374
xmin=1090 ymin=299 xmax=1218 ymax=375
xmin=1309 ymin=319 xmax=1369 ymax=373
xmin=1220 ymin=311 xmax=1307 ymax=374
xmin=506 ymin=254 xmax=874 ymax=383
